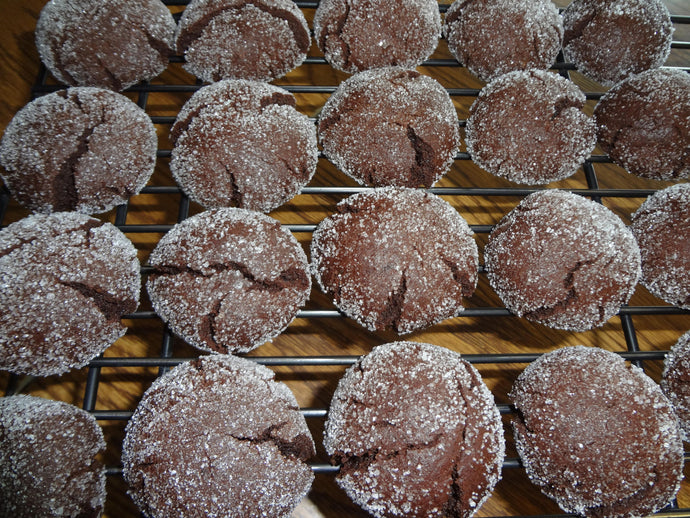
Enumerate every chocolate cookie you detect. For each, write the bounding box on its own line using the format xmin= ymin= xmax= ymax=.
xmin=466 ymin=70 xmax=596 ymax=185
xmin=0 ymin=395 xmax=106 ymax=518
xmin=318 ymin=67 xmax=459 ymax=187
xmin=35 ymin=0 xmax=175 ymax=91
xmin=443 ymin=0 xmax=563 ymax=82
xmin=176 ymin=0 xmax=310 ymax=82
xmin=0 ymin=212 xmax=141 ymax=376
xmin=311 ymin=187 xmax=478 ymax=334
xmin=314 ymin=0 xmax=441 ymax=74
xmin=594 ymin=68 xmax=690 ymax=181
xmin=510 ymin=345 xmax=684 ymax=518
xmin=324 ymin=341 xmax=505 ymax=518
xmin=147 ymin=208 xmax=311 ymax=354
xmin=0 ymin=87 xmax=157 ymax=215
xmin=562 ymin=0 xmax=673 ymax=86
xmin=170 ymin=79 xmax=318 ymax=212
xmin=661 ymin=330 xmax=690 ymax=441
xmin=122 ymin=354 xmax=315 ymax=518
xmin=484 ymin=190 xmax=641 ymax=331
xmin=630 ymin=183 xmax=690 ymax=309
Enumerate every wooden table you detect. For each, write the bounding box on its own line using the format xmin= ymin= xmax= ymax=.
xmin=1 ymin=1 xmax=689 ymax=516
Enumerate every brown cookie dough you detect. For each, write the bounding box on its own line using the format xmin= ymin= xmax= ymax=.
xmin=562 ymin=0 xmax=673 ymax=86
xmin=510 ymin=345 xmax=684 ymax=518
xmin=661 ymin=330 xmax=690 ymax=441
xmin=630 ymin=183 xmax=690 ymax=309
xmin=170 ymin=79 xmax=318 ymax=212
xmin=35 ymin=0 xmax=175 ymax=91
xmin=324 ymin=341 xmax=505 ymax=518
xmin=594 ymin=68 xmax=690 ymax=181
xmin=146 ymin=208 xmax=311 ymax=354
xmin=318 ymin=67 xmax=460 ymax=187
xmin=0 ymin=212 xmax=141 ymax=377
xmin=314 ymin=0 xmax=441 ymax=74
xmin=466 ymin=70 xmax=596 ymax=185
xmin=311 ymin=187 xmax=478 ymax=334
xmin=122 ymin=354 xmax=315 ymax=518
xmin=484 ymin=190 xmax=641 ymax=331
xmin=0 ymin=87 xmax=157 ymax=214
xmin=176 ymin=0 xmax=310 ymax=82
xmin=443 ymin=0 xmax=563 ymax=82
xmin=0 ymin=395 xmax=106 ymax=518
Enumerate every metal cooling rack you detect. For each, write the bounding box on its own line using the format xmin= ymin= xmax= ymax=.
xmin=2 ymin=1 xmax=690 ymax=516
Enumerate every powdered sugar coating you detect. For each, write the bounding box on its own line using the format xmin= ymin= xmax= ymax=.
xmin=324 ymin=341 xmax=505 ymax=518
xmin=444 ymin=0 xmax=563 ymax=82
xmin=311 ymin=187 xmax=478 ymax=334
xmin=466 ymin=69 xmax=596 ymax=185
xmin=0 ymin=212 xmax=141 ymax=376
xmin=0 ymin=87 xmax=158 ymax=215
xmin=314 ymin=0 xmax=441 ymax=74
xmin=318 ymin=67 xmax=460 ymax=187
xmin=122 ymin=354 xmax=315 ymax=518
xmin=147 ymin=208 xmax=311 ymax=354
xmin=170 ymin=79 xmax=318 ymax=213
xmin=594 ymin=68 xmax=690 ymax=181
xmin=0 ymin=395 xmax=106 ymax=518
xmin=631 ymin=183 xmax=690 ymax=309
xmin=176 ymin=0 xmax=310 ymax=82
xmin=484 ymin=190 xmax=641 ymax=331
xmin=662 ymin=330 xmax=690 ymax=441
xmin=510 ymin=345 xmax=684 ymax=518
xmin=35 ymin=0 xmax=175 ymax=91
xmin=562 ymin=0 xmax=673 ymax=87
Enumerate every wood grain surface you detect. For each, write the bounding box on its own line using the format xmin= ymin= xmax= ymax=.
xmin=1 ymin=1 xmax=689 ymax=517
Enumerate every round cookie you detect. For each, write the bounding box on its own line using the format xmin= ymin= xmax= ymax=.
xmin=630 ymin=183 xmax=690 ymax=309
xmin=594 ymin=68 xmax=690 ymax=181
xmin=466 ymin=70 xmax=596 ymax=185
xmin=510 ymin=345 xmax=684 ymax=518
xmin=318 ymin=67 xmax=460 ymax=188
xmin=311 ymin=187 xmax=478 ymax=334
xmin=0 ymin=212 xmax=140 ymax=376
xmin=484 ymin=190 xmax=641 ymax=331
xmin=0 ymin=87 xmax=157 ymax=215
xmin=170 ymin=79 xmax=317 ymax=212
xmin=0 ymin=395 xmax=106 ymax=518
xmin=562 ymin=0 xmax=673 ymax=86
xmin=176 ymin=0 xmax=310 ymax=82
xmin=314 ymin=0 xmax=441 ymax=74
xmin=324 ymin=341 xmax=505 ymax=518
xmin=661 ymin=330 xmax=690 ymax=441
xmin=35 ymin=0 xmax=175 ymax=91
xmin=443 ymin=0 xmax=563 ymax=82
xmin=122 ymin=354 xmax=315 ymax=518
xmin=147 ymin=208 xmax=311 ymax=354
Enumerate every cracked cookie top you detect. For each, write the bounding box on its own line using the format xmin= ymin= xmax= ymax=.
xmin=122 ymin=354 xmax=316 ymax=518
xmin=562 ymin=0 xmax=673 ymax=87
xmin=510 ymin=345 xmax=684 ymax=518
xmin=0 ymin=87 xmax=158 ymax=215
xmin=170 ymin=79 xmax=318 ymax=213
xmin=661 ymin=330 xmax=690 ymax=441
xmin=0 ymin=211 xmax=141 ymax=376
xmin=465 ymin=69 xmax=596 ymax=185
xmin=484 ymin=189 xmax=641 ymax=331
xmin=176 ymin=0 xmax=310 ymax=82
xmin=35 ymin=0 xmax=176 ymax=91
xmin=324 ymin=341 xmax=504 ymax=518
xmin=0 ymin=395 xmax=106 ymax=518
xmin=311 ymin=187 xmax=478 ymax=334
xmin=594 ymin=68 xmax=690 ymax=181
xmin=314 ymin=0 xmax=441 ymax=74
xmin=318 ymin=67 xmax=460 ymax=188
xmin=146 ymin=207 xmax=311 ymax=354
xmin=443 ymin=0 xmax=563 ymax=82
